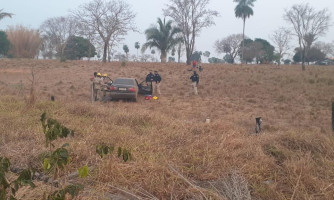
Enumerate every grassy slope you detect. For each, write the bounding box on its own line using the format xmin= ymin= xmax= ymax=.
xmin=0 ymin=59 xmax=334 ymax=199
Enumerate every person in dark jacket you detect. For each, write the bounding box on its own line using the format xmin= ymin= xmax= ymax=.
xmin=146 ymin=71 xmax=154 ymax=83
xmin=190 ymin=71 xmax=199 ymax=95
xmin=153 ymin=71 xmax=162 ymax=95
xmin=145 ymin=71 xmax=154 ymax=95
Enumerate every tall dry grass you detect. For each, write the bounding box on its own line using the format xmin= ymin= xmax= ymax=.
xmin=6 ymin=25 xmax=41 ymax=58
xmin=0 ymin=60 xmax=334 ymax=199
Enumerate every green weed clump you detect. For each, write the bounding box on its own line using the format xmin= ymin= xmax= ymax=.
xmin=96 ymin=143 xmax=132 ymax=162
xmin=40 ymin=112 xmax=83 ymax=199
xmin=0 ymin=157 xmax=35 ymax=200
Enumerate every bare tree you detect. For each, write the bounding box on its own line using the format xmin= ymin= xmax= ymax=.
xmin=40 ymin=16 xmax=78 ymax=60
xmin=73 ymin=0 xmax=136 ymax=63
xmin=284 ymin=3 xmax=331 ymax=70
xmin=107 ymin=34 xmax=120 ymax=62
xmin=163 ymin=0 xmax=219 ymax=65
xmin=215 ymin=34 xmax=243 ymax=64
xmin=270 ymin=27 xmax=291 ymax=66
xmin=40 ymin=35 xmax=56 ymax=59
xmin=0 ymin=9 xmax=13 ymax=21
xmin=140 ymin=54 xmax=151 ymax=62
xmin=313 ymin=41 xmax=334 ymax=58
xmin=177 ymin=42 xmax=186 ymax=63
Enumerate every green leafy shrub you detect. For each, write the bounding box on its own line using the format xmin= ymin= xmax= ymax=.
xmin=96 ymin=144 xmax=132 ymax=162
xmin=47 ymin=184 xmax=83 ymax=200
xmin=40 ymin=112 xmax=74 ymax=147
xmin=40 ymin=113 xmax=83 ymax=199
xmin=96 ymin=144 xmax=114 ymax=158
xmin=0 ymin=157 xmax=35 ymax=200
xmin=43 ymin=144 xmax=70 ymax=177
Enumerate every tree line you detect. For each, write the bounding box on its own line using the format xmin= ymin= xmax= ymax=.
xmin=0 ymin=0 xmax=333 ymax=69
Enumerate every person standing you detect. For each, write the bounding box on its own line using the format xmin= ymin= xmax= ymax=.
xmin=153 ymin=71 xmax=161 ymax=95
xmin=93 ymin=73 xmax=103 ymax=101
xmin=192 ymin=60 xmax=197 ymax=70
xmin=190 ymin=71 xmax=199 ymax=95
xmin=101 ymin=73 xmax=109 ymax=101
xmin=146 ymin=71 xmax=154 ymax=83
xmin=198 ymin=65 xmax=203 ymax=72
xmin=90 ymin=72 xmax=97 ymax=102
xmin=145 ymin=71 xmax=154 ymax=95
xmin=90 ymin=72 xmax=97 ymax=81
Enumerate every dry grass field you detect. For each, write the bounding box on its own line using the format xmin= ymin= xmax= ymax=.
xmin=1 ymin=59 xmax=334 ymax=199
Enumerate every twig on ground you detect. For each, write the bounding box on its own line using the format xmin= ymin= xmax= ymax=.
xmin=167 ymin=163 xmax=208 ymax=200
xmin=106 ymin=183 xmax=142 ymax=200
xmin=290 ymin=168 xmax=303 ymax=200
xmin=135 ymin=186 xmax=159 ymax=200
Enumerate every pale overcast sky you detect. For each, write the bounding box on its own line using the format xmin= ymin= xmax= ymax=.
xmin=1 ymin=0 xmax=333 ymax=60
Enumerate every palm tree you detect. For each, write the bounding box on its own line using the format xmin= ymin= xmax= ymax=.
xmin=135 ymin=42 xmax=140 ymax=57
xmin=0 ymin=9 xmax=13 ymax=21
xmin=123 ymin=44 xmax=129 ymax=57
xmin=234 ymin=0 xmax=256 ymax=62
xmin=142 ymin=18 xmax=182 ymax=63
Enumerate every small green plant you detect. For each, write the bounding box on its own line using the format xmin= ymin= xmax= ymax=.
xmin=43 ymin=144 xmax=71 ymax=179
xmin=78 ymin=165 xmax=89 ymax=179
xmin=96 ymin=144 xmax=132 ymax=162
xmin=121 ymin=61 xmax=126 ymax=67
xmin=47 ymin=184 xmax=83 ymax=200
xmin=0 ymin=157 xmax=35 ymax=200
xmin=119 ymin=147 xmax=131 ymax=162
xmin=117 ymin=147 xmax=122 ymax=157
xmin=40 ymin=113 xmax=82 ymax=199
xmin=96 ymin=144 xmax=114 ymax=158
xmin=40 ymin=112 xmax=74 ymax=148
